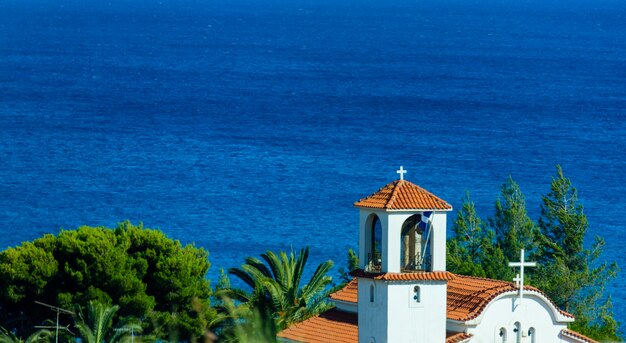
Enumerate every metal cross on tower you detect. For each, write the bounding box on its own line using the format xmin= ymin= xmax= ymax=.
xmin=397 ymin=166 xmax=407 ymax=180
xmin=508 ymin=249 xmax=537 ymax=303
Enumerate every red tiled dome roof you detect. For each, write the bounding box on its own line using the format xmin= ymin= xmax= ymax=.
xmin=354 ymin=180 xmax=452 ymax=210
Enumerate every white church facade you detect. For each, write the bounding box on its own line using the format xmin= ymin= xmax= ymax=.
xmin=278 ymin=169 xmax=598 ymax=343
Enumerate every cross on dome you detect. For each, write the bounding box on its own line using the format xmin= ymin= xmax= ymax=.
xmin=396 ymin=166 xmax=407 ymax=180
xmin=508 ymin=249 xmax=537 ymax=304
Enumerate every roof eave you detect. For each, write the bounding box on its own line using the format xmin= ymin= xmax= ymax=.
xmin=353 ymin=205 xmax=454 ymax=212
xmin=459 ymin=290 xmax=575 ymax=326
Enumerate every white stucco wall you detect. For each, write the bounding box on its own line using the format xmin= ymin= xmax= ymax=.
xmin=464 ymin=292 xmax=571 ymax=343
xmin=385 ymin=213 xmax=407 ymax=272
xmin=358 ymin=279 xmax=447 ymax=343
xmin=358 ymin=278 xmax=387 ymax=343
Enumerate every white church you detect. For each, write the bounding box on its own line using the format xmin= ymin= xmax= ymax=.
xmin=278 ymin=168 xmax=598 ymax=343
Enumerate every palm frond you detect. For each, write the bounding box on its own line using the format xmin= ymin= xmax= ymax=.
xmin=222 ymin=246 xmax=335 ymax=331
xmin=261 ymin=251 xmax=285 ymax=287
xmin=216 ymin=287 xmax=253 ymax=303
xmin=227 ymin=267 xmax=257 ymax=290
xmin=243 ymin=257 xmax=273 ymax=278
xmin=25 ymin=329 xmax=53 ymax=343
xmin=0 ymin=327 xmax=22 ymax=343
xmin=302 ymin=260 xmax=334 ymax=302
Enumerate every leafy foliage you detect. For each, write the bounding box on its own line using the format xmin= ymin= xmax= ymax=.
xmin=220 ymin=247 xmax=334 ymax=330
xmin=337 ymin=248 xmax=359 ymax=283
xmin=0 ymin=222 xmax=214 ymax=341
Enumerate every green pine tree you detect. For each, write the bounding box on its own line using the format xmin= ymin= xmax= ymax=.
xmin=447 ymin=192 xmax=510 ymax=278
xmin=534 ymin=166 xmax=620 ymax=341
xmin=446 ymin=168 xmax=620 ymax=341
xmin=447 ymin=192 xmax=489 ymax=277
xmin=488 ymin=177 xmax=540 ymax=280
xmin=447 ymin=191 xmax=520 ymax=281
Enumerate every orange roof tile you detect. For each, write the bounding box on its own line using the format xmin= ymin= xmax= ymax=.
xmin=277 ymin=309 xmax=357 ymax=343
xmin=334 ymin=274 xmax=573 ymax=322
xmin=354 ymin=179 xmax=452 ymax=211
xmin=446 ymin=332 xmax=473 ymax=343
xmin=561 ymin=329 xmax=599 ymax=343
xmin=351 ymin=269 xmax=455 ymax=281
xmin=329 ymin=278 xmax=358 ymax=303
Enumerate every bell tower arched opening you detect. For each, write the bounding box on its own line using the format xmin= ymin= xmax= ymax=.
xmin=364 ymin=213 xmax=382 ymax=272
xmin=400 ymin=213 xmax=431 ymax=271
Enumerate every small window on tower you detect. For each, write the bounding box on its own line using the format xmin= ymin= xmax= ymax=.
xmin=370 ymin=284 xmax=375 ymax=303
xmin=413 ymin=285 xmax=420 ymax=303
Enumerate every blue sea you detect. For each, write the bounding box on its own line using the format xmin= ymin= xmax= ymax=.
xmin=1 ymin=0 xmax=625 ymax=325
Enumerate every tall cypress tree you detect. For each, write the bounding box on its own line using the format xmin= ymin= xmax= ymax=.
xmin=534 ymin=166 xmax=620 ymax=340
xmin=489 ymin=177 xmax=540 ymax=264
xmin=447 ymin=192 xmax=511 ymax=279
xmin=447 ymin=192 xmax=488 ymax=277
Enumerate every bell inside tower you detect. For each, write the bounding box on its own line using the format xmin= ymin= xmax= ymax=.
xmin=400 ymin=214 xmax=431 ymax=271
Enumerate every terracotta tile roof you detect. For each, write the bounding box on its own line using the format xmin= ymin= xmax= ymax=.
xmin=354 ymin=180 xmax=452 ymax=210
xmin=446 ymin=332 xmax=473 ymax=343
xmin=329 ymin=278 xmax=358 ymax=303
xmin=446 ymin=274 xmax=516 ymax=321
xmin=278 ymin=313 xmax=471 ymax=343
xmin=334 ymin=275 xmax=573 ymax=322
xmin=561 ymin=329 xmax=599 ymax=343
xmin=277 ymin=309 xmax=472 ymax=343
xmin=277 ymin=309 xmax=357 ymax=343
xmin=351 ymin=269 xmax=455 ymax=281
xmin=447 ymin=274 xmax=574 ymax=321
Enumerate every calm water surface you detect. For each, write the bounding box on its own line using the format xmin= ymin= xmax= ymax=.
xmin=1 ymin=0 xmax=625 ymax=325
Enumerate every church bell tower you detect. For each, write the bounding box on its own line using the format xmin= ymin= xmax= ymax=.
xmin=353 ymin=167 xmax=453 ymax=343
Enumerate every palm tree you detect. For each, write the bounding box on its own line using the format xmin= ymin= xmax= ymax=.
xmin=221 ymin=247 xmax=334 ymax=329
xmin=0 ymin=327 xmax=52 ymax=343
xmin=73 ymin=301 xmax=141 ymax=343
xmin=216 ymin=297 xmax=276 ymax=343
